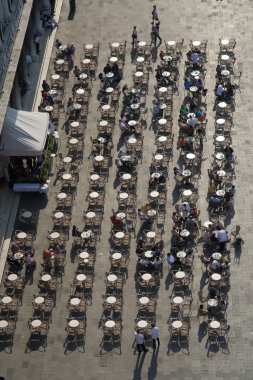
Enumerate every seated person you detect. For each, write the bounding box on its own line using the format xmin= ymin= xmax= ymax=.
xmin=167 ymin=252 xmax=175 ymax=265
xmin=159 ymin=50 xmax=166 ymax=60
xmin=228 ymin=185 xmax=236 ymax=197
xmin=210 ymin=232 xmax=218 ymax=245
xmin=187 ymin=115 xmax=197 ymax=128
xmin=178 ymin=136 xmax=190 ymax=150
xmin=173 ymin=167 xmax=183 ymax=176
xmin=180 ymin=105 xmax=189 ymax=116
xmin=73 ymin=65 xmax=82 ymax=77
xmin=153 ymin=256 xmax=163 ymax=266
xmin=43 ymin=248 xmax=53 ymax=262
xmin=210 ymin=259 xmax=221 ymax=271
xmin=137 ymin=258 xmax=149 ymax=266
xmin=180 ymin=202 xmax=190 ymax=212
xmin=72 ymin=225 xmax=81 ymax=237
xmin=185 ymin=216 xmax=198 ymax=229
xmin=110 ymin=215 xmax=124 ymax=229
xmin=184 ymin=78 xmax=192 ymax=90
xmin=103 ymin=63 xmax=111 ymax=75
xmin=55 ymin=38 xmax=62 ymax=49
xmin=198 ymin=304 xmax=208 ymax=315
xmin=42 ymin=80 xmax=50 ymax=92
xmin=216 ymin=83 xmax=224 ymax=98
xmin=152 ymin=103 xmax=162 ymax=118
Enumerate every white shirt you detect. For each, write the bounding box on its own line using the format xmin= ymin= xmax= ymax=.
xmin=216 ymin=84 xmax=224 ymax=96
xmin=132 ymin=28 xmax=137 ymax=37
xmin=135 ymin=332 xmax=144 ymax=344
xmin=191 ymin=52 xmax=199 ymax=64
xmin=152 ymin=9 xmax=158 ymax=19
xmin=211 ymin=260 xmax=220 ymax=270
xmin=151 ymin=326 xmax=160 ymax=339
xmin=217 ymin=229 xmax=228 ymax=242
xmin=119 ymin=120 xmax=126 ymax=130
xmin=180 ymin=202 xmax=190 ymax=212
xmin=187 ymin=117 xmax=196 ymax=127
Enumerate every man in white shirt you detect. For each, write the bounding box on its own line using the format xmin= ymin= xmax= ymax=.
xmin=211 ymin=259 xmax=221 ymax=271
xmin=217 ymin=228 xmax=228 ymax=251
xmin=191 ymin=52 xmax=199 ymax=64
xmin=187 ymin=116 xmax=196 ymax=128
xmin=135 ymin=330 xmax=148 ymax=353
xmin=151 ymin=323 xmax=160 ymax=349
xmin=216 ymin=84 xmax=224 ymax=98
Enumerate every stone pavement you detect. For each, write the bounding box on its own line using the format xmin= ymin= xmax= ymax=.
xmin=0 ymin=0 xmax=253 ymax=379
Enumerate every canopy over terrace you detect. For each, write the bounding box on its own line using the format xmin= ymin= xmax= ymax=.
xmin=0 ymin=107 xmax=49 ymax=156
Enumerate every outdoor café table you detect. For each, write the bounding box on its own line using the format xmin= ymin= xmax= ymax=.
xmin=212 ymin=252 xmax=222 ymax=260
xmin=172 ymin=320 xmax=182 ymax=329
xmin=52 ymin=74 xmax=60 ymax=80
xmin=146 ymin=231 xmax=156 ymax=239
xmin=177 ymin=251 xmax=186 ymax=259
xmin=175 ymin=271 xmax=186 ymax=280
xmin=216 ymin=118 xmax=225 ymax=125
xmin=128 ymin=120 xmax=137 ymax=127
xmin=54 ymin=212 xmax=64 ymax=219
xmin=180 ymin=229 xmax=190 ymax=238
xmin=116 ymin=212 xmax=126 ymax=219
xmin=131 ymin=103 xmax=139 ymax=110
xmin=162 ymin=71 xmax=170 ymax=77
xmin=187 ymin=113 xmax=196 ymax=118
xmin=182 ymin=170 xmax=191 ymax=178
xmin=1 ymin=296 xmax=12 ymax=304
xmin=14 ymin=252 xmax=24 ymax=260
xmin=0 ymin=320 xmax=8 ymax=329
xmin=41 ymin=274 xmax=52 ymax=282
xmin=163 ymin=55 xmax=172 ymax=62
xmin=190 ymin=86 xmax=198 ymax=93
xmin=56 ymin=59 xmax=64 ymax=65
xmin=89 ymin=191 xmax=99 ymax=199
xmin=216 ymin=190 xmax=225 ymax=196
xmin=141 ymin=273 xmax=152 ymax=282
xmin=100 ymin=120 xmax=108 ymax=126
xmin=22 ymin=211 xmax=32 ymax=219
xmin=107 ymin=274 xmax=117 ymax=283
xmin=148 ymin=209 xmax=156 ymax=217
xmin=68 ymin=320 xmax=80 ymax=328
xmin=94 ymin=155 xmax=104 ymax=162
xmin=76 ymin=274 xmax=86 ymax=282
xmin=151 ymin=172 xmax=161 ymax=179
xmin=69 ymin=138 xmax=78 ymax=145
xmin=70 ymin=121 xmax=79 ymax=128
xmin=173 ymin=296 xmax=183 ymax=305
xmin=8 ymin=274 xmax=18 ymax=282
xmin=50 ymin=232 xmax=60 ymax=240
xmin=137 ymin=57 xmax=145 ymax=63
xmin=63 ymin=156 xmax=72 ymax=164
xmin=111 ymin=42 xmax=120 ymax=48
xmin=17 ymin=232 xmax=27 ymax=240
xmin=159 ymin=103 xmax=167 ymax=109
xmin=119 ymin=192 xmax=129 ymax=199
xmin=31 ymin=319 xmax=42 ymax=328
xmin=204 ymin=221 xmax=213 ymax=228
xmin=102 ymin=104 xmax=111 ymax=111
xmin=121 ymin=155 xmax=132 ymax=162
xmin=85 ymin=44 xmax=93 ymax=49
xmin=112 ymin=252 xmax=122 ymax=260
xmin=110 ymin=57 xmax=118 ymax=63
xmin=167 ymin=40 xmax=175 ymax=46
xmin=137 ymin=320 xmax=148 ymax=329
xmin=122 ymin=173 xmax=131 ymax=180
xmin=82 ymin=58 xmax=91 ymax=64
xmin=159 ymin=87 xmax=168 ymax=93
xmin=221 ymin=70 xmax=230 ymax=76
xmin=105 ymin=72 xmax=114 ymax=78
xmin=191 ymin=70 xmax=200 ymax=77
xmin=211 ymin=273 xmax=222 ymax=281
xmin=79 ymin=73 xmax=87 ymax=80
xmin=105 ymin=320 xmax=116 ymax=329
xmin=86 ymin=211 xmax=96 ymax=219
xmin=158 ymin=118 xmax=167 ymax=125
xmin=215 ymin=153 xmax=225 ymax=160
xmin=186 ymin=153 xmax=195 ymax=160
xmin=154 ymin=154 xmax=163 ymax=161
xmin=135 ymin=71 xmax=143 ymax=77
xmin=90 ymin=174 xmax=100 ymax=181
xmin=218 ymin=102 xmax=227 ymax=109
xmin=70 ymin=298 xmax=81 ymax=306
xmin=81 ymin=230 xmax=92 ymax=239
xmin=221 ymin=54 xmax=230 ymax=61
xmin=150 ymin=191 xmax=159 ymax=199
xmin=209 ymin=321 xmax=220 ymax=329
xmin=138 ymin=41 xmax=146 ymax=47
xmin=183 ymin=189 xmax=192 ymax=197
xmin=221 ymin=39 xmax=229 ymax=46
xmin=57 ymin=192 xmax=67 ymax=200
xmin=192 ymin=40 xmax=201 ymax=47
xmin=35 ymin=296 xmax=45 ymax=305
xmin=115 ymin=231 xmax=125 ymax=239
xmin=128 ymin=137 xmax=137 ymax=145
xmin=158 ymin=136 xmax=167 ymax=142
xmin=106 ymin=87 xmax=114 ymax=93
xmin=73 ymin=103 xmax=81 ymax=109
xmin=217 ymin=170 xmax=226 ymax=177
xmin=76 ymin=88 xmax=85 ymax=95
xmin=106 ymin=296 xmax=116 ymax=305
xmin=62 ymin=174 xmax=71 ymax=181
xmin=139 ymin=297 xmax=150 ymax=305
xmin=144 ymin=251 xmax=154 ymax=258
xmin=79 ymin=251 xmax=89 ymax=259
xmin=208 ymin=299 xmax=218 ymax=307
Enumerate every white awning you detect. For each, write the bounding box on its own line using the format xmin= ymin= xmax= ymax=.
xmin=0 ymin=107 xmax=49 ymax=156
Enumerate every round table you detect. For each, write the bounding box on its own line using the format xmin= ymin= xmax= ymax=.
xmin=148 ymin=209 xmax=157 ymax=217
xmin=218 ymin=102 xmax=227 ymax=108
xmin=105 ymin=72 xmax=114 ymax=78
xmin=22 ymin=211 xmax=32 ymax=219
xmin=94 ymin=155 xmax=104 ymax=162
xmin=100 ymin=120 xmax=108 ymax=126
xmin=112 ymin=252 xmax=122 ymax=260
xmin=119 ymin=192 xmax=129 ymax=199
xmin=56 ymin=59 xmax=64 ymax=65
xmin=115 ymin=231 xmax=125 ymax=239
xmin=82 ymin=58 xmax=91 ymax=64
xmin=154 ymin=154 xmax=163 ymax=161
xmin=76 ymin=88 xmax=85 ymax=95
xmin=52 ymin=74 xmax=60 ymax=80
xmin=163 ymin=55 xmax=172 ymax=62
xmin=212 ymin=252 xmax=222 ymax=260
xmin=221 ymin=54 xmax=230 ymax=61
xmin=122 ymin=173 xmax=131 ymax=180
xmin=175 ymin=271 xmax=185 ymax=279
xmin=102 ymin=104 xmax=111 ymax=111
xmin=31 ymin=320 xmax=42 ymax=328
xmin=216 ymin=118 xmax=225 ymax=125
xmin=159 ymin=87 xmax=168 ymax=93
xmin=76 ymin=274 xmax=86 ymax=282
xmin=81 ymin=230 xmax=92 ymax=239
xmin=106 ymin=87 xmax=114 ymax=94
xmin=90 ymin=174 xmax=100 ymax=181
xmin=63 ymin=157 xmax=72 ymax=164
xmin=216 ymin=190 xmax=225 ymax=196
xmin=151 ymin=172 xmax=161 ymax=179
xmin=69 ymin=320 xmax=80 ymax=328
xmin=167 ymin=40 xmax=175 ymax=46
xmin=190 ymin=86 xmax=198 ymax=93
xmin=144 ymin=251 xmax=153 ymax=258
xmin=106 ymin=320 xmax=116 ymax=329
xmin=158 ymin=136 xmax=167 ymax=142
xmin=62 ymin=174 xmax=72 ymax=181
xmin=57 ymin=192 xmax=67 ymax=200
xmin=120 ymin=155 xmax=132 ymax=162
xmin=109 ymin=57 xmax=118 ymax=63
xmin=208 ymin=298 xmax=218 ymax=307
xmin=183 ymin=189 xmax=192 ymax=196
xmin=137 ymin=320 xmax=148 ymax=328
xmin=158 ymin=118 xmax=167 ymax=125
xmin=17 ymin=232 xmax=27 ymax=240
xmin=139 ymin=297 xmax=150 ymax=305
xmin=41 ymin=274 xmax=52 ymax=282
xmin=138 ymin=41 xmax=146 ymax=47
xmin=215 ymin=153 xmax=225 ymax=160
xmin=173 ymin=296 xmax=183 ymax=305
xmin=79 ymin=251 xmax=89 ymax=259
xmin=146 ymin=231 xmax=156 ymax=238
xmin=1 ymin=296 xmax=12 ymax=304
xmin=70 ymin=121 xmax=79 ymax=128
xmin=186 ymin=153 xmax=195 ymax=160
xmin=86 ymin=212 xmax=96 ymax=219
xmin=221 ymin=39 xmax=229 ymax=46
xmin=182 ymin=170 xmax=191 ymax=177
xmin=209 ymin=321 xmax=220 ymax=329
xmin=107 ymin=274 xmax=117 ymax=282
xmin=111 ymin=42 xmax=119 ymax=48
xmin=177 ymin=251 xmax=186 ymax=259
xmin=14 ymin=252 xmax=24 ymax=260
xmin=35 ymin=296 xmax=45 ymax=305
xmin=89 ymin=191 xmax=99 ymax=199
xmin=8 ymin=274 xmax=18 ymax=281
xmin=221 ymin=70 xmax=230 ymax=76
xmin=217 ymin=170 xmax=226 ymax=177
xmin=116 ymin=212 xmax=126 ymax=219
xmin=54 ymin=212 xmax=64 ymax=219
xmin=141 ymin=273 xmax=152 ymax=281
xmin=159 ymin=103 xmax=167 ymax=109
xmin=172 ymin=320 xmax=182 ymax=329
xmin=128 ymin=137 xmax=137 ymax=145
xmin=149 ymin=191 xmax=159 ymax=200
xmin=50 ymin=232 xmax=60 ymax=240
xmin=216 ymin=135 xmax=225 ymax=142
xmin=131 ymin=103 xmax=139 ymax=110
xmin=70 ymin=298 xmax=81 ymax=306
xmin=128 ymin=120 xmax=137 ymax=126
xmin=106 ymin=296 xmax=116 ymax=304
xmin=192 ymin=40 xmax=201 ymax=47
xmin=69 ymin=138 xmax=78 ymax=145
xmin=191 ymin=70 xmax=200 ymax=77
xmin=79 ymin=73 xmax=88 ymax=80
xmin=211 ymin=273 xmax=222 ymax=281
xmin=137 ymin=57 xmax=145 ymax=63
xmin=0 ymin=320 xmax=8 ymax=328
xmin=85 ymin=44 xmax=93 ymax=49
xmin=73 ymin=103 xmax=81 ymax=109
xmin=162 ymin=71 xmax=170 ymax=77
xmin=180 ymin=229 xmax=190 ymax=237
xmin=204 ymin=221 xmax=213 ymax=228
xmin=135 ymin=71 xmax=143 ymax=77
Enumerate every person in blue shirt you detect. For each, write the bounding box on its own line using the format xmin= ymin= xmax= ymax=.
xmin=184 ymin=78 xmax=192 ymax=90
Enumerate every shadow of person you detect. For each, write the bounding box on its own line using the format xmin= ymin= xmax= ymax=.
xmin=133 ymin=351 xmax=146 ymax=380
xmin=148 ymin=346 xmax=159 ymax=380
xmin=198 ymin=321 xmax=208 ymax=342
xmin=68 ymin=0 xmax=76 ymax=20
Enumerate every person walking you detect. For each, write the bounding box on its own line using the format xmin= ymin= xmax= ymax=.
xmin=154 ymin=19 xmax=162 ymax=45
xmin=152 ymin=5 xmax=158 ymax=21
xmin=151 ymin=323 xmax=160 ymax=349
xmin=135 ymin=330 xmax=148 ymax=353
xmin=131 ymin=26 xmax=138 ymax=46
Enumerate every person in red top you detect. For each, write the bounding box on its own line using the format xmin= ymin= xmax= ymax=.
xmin=110 ymin=215 xmax=124 ymax=230
xmin=43 ymin=248 xmax=53 ymax=262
